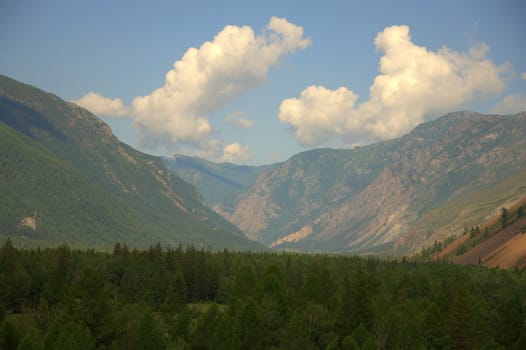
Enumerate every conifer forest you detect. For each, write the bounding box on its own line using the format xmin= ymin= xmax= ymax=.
xmin=1 ymin=239 xmax=525 ymax=349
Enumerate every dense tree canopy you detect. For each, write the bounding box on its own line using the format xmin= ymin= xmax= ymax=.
xmin=0 ymin=239 xmax=525 ymax=349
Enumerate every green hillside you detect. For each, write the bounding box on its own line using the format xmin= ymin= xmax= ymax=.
xmin=162 ymin=154 xmax=275 ymax=216
xmin=0 ymin=122 xmax=147 ymax=247
xmin=0 ymin=75 xmax=263 ymax=251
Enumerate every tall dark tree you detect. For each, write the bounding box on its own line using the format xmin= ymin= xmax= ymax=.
xmin=501 ymin=207 xmax=509 ymax=228
xmin=53 ymin=322 xmax=95 ymax=350
xmin=236 ymin=297 xmax=261 ymax=349
xmin=68 ymin=267 xmax=111 ymax=342
xmin=133 ymin=312 xmax=166 ymax=350
xmin=0 ymin=318 xmax=20 ymax=350
xmin=42 ymin=245 xmax=73 ymax=305
xmin=161 ymin=270 xmax=187 ymax=315
xmin=211 ymin=314 xmax=239 ymax=350
xmin=518 ymin=205 xmax=525 ymax=218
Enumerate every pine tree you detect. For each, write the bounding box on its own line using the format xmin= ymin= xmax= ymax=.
xmin=211 ymin=314 xmax=239 ymax=350
xmin=53 ymin=322 xmax=95 ymax=350
xmin=133 ymin=312 xmax=166 ymax=350
xmin=0 ymin=318 xmax=20 ymax=350
xmin=501 ymin=207 xmax=509 ymax=228
xmin=236 ymin=297 xmax=261 ymax=349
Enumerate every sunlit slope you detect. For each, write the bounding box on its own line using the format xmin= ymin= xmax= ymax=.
xmin=229 ymin=111 xmax=526 ymax=254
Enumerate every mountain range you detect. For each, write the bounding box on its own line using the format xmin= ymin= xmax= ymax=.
xmin=162 ymin=155 xmax=275 ymax=218
xmin=169 ymin=111 xmax=526 ymax=255
xmin=0 ymin=75 xmax=263 ymax=251
xmin=2 ymin=74 xmax=525 ymax=256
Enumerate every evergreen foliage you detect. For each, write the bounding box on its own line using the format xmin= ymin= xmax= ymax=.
xmin=0 ymin=241 xmax=525 ymax=349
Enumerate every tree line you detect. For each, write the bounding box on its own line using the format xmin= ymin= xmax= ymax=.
xmin=1 ymin=239 xmax=525 ymax=349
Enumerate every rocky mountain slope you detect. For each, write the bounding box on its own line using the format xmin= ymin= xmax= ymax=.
xmin=162 ymin=155 xmax=275 ymax=217
xmin=429 ymin=195 xmax=526 ymax=269
xmin=228 ymin=111 xmax=526 ymax=254
xmin=0 ymin=75 xmax=263 ymax=250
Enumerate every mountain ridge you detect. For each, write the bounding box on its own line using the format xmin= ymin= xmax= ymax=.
xmin=236 ymin=111 xmax=526 ymax=254
xmin=0 ymin=75 xmax=263 ymax=250
xmin=162 ymin=154 xmax=276 ymax=218
xmin=167 ymin=110 xmax=526 ymax=254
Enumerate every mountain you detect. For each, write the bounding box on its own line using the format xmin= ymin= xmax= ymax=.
xmin=228 ymin=111 xmax=526 ymax=254
xmin=162 ymin=155 xmax=275 ymax=217
xmin=428 ymin=194 xmax=526 ymax=269
xmin=0 ymin=75 xmax=263 ymax=250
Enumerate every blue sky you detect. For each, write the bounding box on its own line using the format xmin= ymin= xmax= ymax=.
xmin=1 ymin=0 xmax=525 ymax=164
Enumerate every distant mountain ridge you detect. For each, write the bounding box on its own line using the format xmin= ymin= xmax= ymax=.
xmin=166 ymin=111 xmax=526 ymax=254
xmin=162 ymin=154 xmax=276 ymax=217
xmin=0 ymin=75 xmax=263 ymax=250
xmin=229 ymin=111 xmax=526 ymax=254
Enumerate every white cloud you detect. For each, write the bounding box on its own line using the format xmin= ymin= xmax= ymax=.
xmin=279 ymin=85 xmax=359 ymax=145
xmin=279 ymin=25 xmax=508 ymax=147
xmin=72 ymin=92 xmax=129 ymax=117
xmin=74 ymin=16 xmax=310 ymax=159
xmin=131 ymin=16 xmax=309 ymax=151
xmin=522 ymin=72 xmax=526 ymax=81
xmin=221 ymin=142 xmax=252 ymax=163
xmin=224 ymin=111 xmax=255 ymax=128
xmin=489 ymin=94 xmax=526 ymax=114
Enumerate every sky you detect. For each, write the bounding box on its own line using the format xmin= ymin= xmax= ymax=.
xmin=1 ymin=0 xmax=525 ymax=164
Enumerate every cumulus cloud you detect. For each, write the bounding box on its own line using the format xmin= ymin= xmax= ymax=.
xmin=72 ymin=92 xmax=130 ymax=117
xmin=279 ymin=25 xmax=508 ymax=146
xmin=279 ymin=86 xmax=359 ymax=145
xmin=131 ymin=16 xmax=309 ymax=151
xmin=74 ymin=16 xmax=310 ymax=162
xmin=224 ymin=111 xmax=255 ymax=128
xmin=221 ymin=142 xmax=252 ymax=163
xmin=489 ymin=95 xmax=526 ymax=114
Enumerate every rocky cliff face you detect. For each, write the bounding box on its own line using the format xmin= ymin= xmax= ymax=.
xmin=230 ymin=111 xmax=526 ymax=254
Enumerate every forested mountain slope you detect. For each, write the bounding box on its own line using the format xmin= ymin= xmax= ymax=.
xmin=162 ymin=154 xmax=275 ymax=218
xmin=0 ymin=75 xmax=262 ymax=250
xmin=229 ymin=111 xmax=526 ymax=254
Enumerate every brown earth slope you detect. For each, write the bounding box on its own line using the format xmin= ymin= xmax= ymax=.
xmin=432 ymin=196 xmax=526 ymax=269
xmin=454 ymin=216 xmax=526 ymax=269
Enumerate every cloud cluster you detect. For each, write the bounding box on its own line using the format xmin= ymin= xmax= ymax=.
xmin=74 ymin=16 xmax=310 ymax=162
xmin=490 ymin=95 xmax=526 ymax=114
xmin=224 ymin=111 xmax=255 ymax=128
xmin=221 ymin=142 xmax=252 ymax=163
xmin=489 ymin=71 xmax=526 ymax=114
xmin=279 ymin=25 xmax=508 ymax=146
xmin=72 ymin=92 xmax=129 ymax=117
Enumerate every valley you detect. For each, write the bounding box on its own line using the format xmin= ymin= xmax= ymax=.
xmin=167 ymin=112 xmax=526 ymax=255
xmin=2 ymin=74 xmax=526 ymax=261
xmin=2 ymin=4 xmax=525 ymax=349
